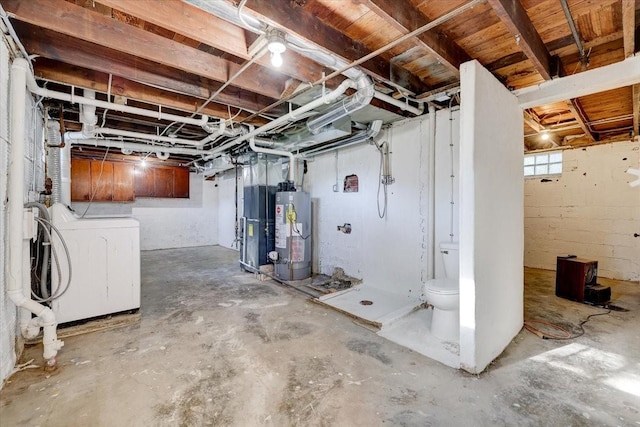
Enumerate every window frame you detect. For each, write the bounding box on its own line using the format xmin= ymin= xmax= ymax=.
xmin=524 ymin=151 xmax=563 ymax=178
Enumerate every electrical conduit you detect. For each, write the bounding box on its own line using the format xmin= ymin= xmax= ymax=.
xmin=8 ymin=58 xmax=63 ymax=366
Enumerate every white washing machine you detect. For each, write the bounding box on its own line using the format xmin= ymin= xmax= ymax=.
xmin=49 ymin=204 xmax=140 ymax=324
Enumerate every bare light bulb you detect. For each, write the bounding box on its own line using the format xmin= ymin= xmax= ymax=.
xmin=140 ymin=159 xmax=147 ymax=168
xmin=270 ymin=51 xmax=283 ymax=67
xmin=267 ymin=29 xmax=286 ymax=68
xmin=541 ymin=132 xmax=550 ymax=141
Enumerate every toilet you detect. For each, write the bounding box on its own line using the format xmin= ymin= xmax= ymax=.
xmin=423 ymin=242 xmax=460 ymax=341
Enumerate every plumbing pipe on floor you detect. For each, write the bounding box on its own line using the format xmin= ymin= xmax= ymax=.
xmin=8 ymin=58 xmax=63 ymax=367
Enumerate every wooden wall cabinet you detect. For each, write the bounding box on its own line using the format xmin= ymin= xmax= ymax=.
xmin=71 ymin=158 xmax=134 ymax=202
xmin=133 ymin=165 xmax=190 ymax=198
xmin=72 ymin=159 xmax=189 ymax=202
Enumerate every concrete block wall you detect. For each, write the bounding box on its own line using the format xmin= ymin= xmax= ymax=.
xmin=524 ymin=141 xmax=640 ymax=281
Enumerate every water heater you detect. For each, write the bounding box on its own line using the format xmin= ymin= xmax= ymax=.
xmin=274 ymin=191 xmax=311 ymax=281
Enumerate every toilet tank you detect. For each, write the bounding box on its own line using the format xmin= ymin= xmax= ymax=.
xmin=440 ymin=241 xmax=459 ymax=279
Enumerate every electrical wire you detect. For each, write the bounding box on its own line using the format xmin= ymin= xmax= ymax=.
xmin=80 ymin=147 xmax=110 ymax=218
xmin=524 ymin=309 xmax=611 ymax=340
xmin=289 ymin=203 xmax=311 ymax=240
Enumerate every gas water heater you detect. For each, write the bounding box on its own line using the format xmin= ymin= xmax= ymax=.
xmin=273 ymin=190 xmax=311 ymax=281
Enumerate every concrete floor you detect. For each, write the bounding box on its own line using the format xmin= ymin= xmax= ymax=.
xmin=1 ymin=246 xmax=639 ymax=426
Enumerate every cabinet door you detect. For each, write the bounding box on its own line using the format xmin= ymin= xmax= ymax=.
xmin=134 ymin=166 xmax=155 ymax=197
xmin=91 ymin=161 xmax=114 ymax=201
xmin=71 ymin=158 xmax=92 ymax=201
xmin=154 ymin=168 xmax=174 ymax=198
xmin=113 ymin=162 xmax=135 ymax=201
xmin=174 ymin=168 xmax=190 ymax=198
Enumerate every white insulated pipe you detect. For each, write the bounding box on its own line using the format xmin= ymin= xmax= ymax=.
xmin=8 ymin=58 xmax=63 ymax=364
xmin=247 ymin=129 xmax=297 ymax=183
xmin=22 ymin=70 xmax=209 ymax=127
xmin=70 ymin=138 xmax=209 ymax=156
xmin=66 ymin=120 xmax=227 ymax=148
xmin=204 ymin=78 xmax=359 ymax=181
xmin=428 ymin=104 xmax=436 ymax=279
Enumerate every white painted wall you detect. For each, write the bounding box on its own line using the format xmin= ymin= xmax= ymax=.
xmin=434 ymin=108 xmax=460 ymax=279
xmin=71 ymin=173 xmax=219 ymax=250
xmin=459 ymin=60 xmax=524 ymax=373
xmin=524 ymin=141 xmax=640 ymax=281
xmin=306 ymin=117 xmax=430 ymax=300
xmin=1 ymin=38 xmax=47 ymax=385
xmin=216 ymin=168 xmax=243 ymax=250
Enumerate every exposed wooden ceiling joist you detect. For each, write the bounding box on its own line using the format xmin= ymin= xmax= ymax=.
xmin=486 ymin=0 xmax=597 ymax=142
xmin=240 ymin=0 xmax=428 ymax=94
xmin=565 ymin=99 xmax=596 ymax=142
xmin=363 ymin=0 xmax=471 ymax=76
xmin=622 ymin=0 xmax=638 ymax=136
xmin=98 ymin=0 xmax=250 ymax=57
xmin=623 ymin=0 xmax=636 ymax=58
xmin=4 ymin=0 xmax=288 ymax=99
xmin=95 ymin=0 xmax=336 ymax=88
xmin=486 ymin=0 xmax=552 ymax=80
xmin=33 ymin=59 xmax=270 ymax=125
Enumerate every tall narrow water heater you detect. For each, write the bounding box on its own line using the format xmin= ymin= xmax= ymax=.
xmin=274 ymin=191 xmax=311 ymax=281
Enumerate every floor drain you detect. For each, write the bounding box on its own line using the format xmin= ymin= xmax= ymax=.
xmin=360 ymin=300 xmax=373 ymax=305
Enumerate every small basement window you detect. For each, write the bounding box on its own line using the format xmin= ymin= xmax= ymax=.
xmin=524 ymin=151 xmax=562 ymax=177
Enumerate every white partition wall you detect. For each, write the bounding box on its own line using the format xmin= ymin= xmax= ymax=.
xmin=459 ymin=60 xmax=524 ymax=373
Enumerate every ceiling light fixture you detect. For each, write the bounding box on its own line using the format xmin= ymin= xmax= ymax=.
xmin=541 ymin=131 xmax=550 ymax=141
xmin=267 ymin=29 xmax=286 ymax=68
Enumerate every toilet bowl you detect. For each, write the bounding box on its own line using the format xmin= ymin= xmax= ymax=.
xmin=423 ymin=242 xmax=459 ymax=341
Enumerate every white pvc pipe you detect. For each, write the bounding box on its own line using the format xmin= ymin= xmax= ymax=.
xmin=247 ymin=129 xmax=297 ymax=182
xmin=66 ymin=120 xmax=227 ymax=148
xmin=373 ymin=91 xmax=423 ymax=116
xmin=8 ymin=58 xmax=63 ymax=365
xmin=210 ymin=79 xmax=356 ymax=155
xmin=70 ymin=138 xmax=208 ymax=156
xmin=428 ymin=104 xmax=436 ymax=279
xmin=22 ymin=70 xmax=209 ymax=127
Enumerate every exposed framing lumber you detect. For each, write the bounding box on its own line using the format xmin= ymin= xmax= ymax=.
xmin=3 ymin=0 xmax=287 ymax=99
xmin=364 ymin=0 xmax=471 ymax=75
xmin=622 ymin=0 xmax=638 ymax=135
xmin=241 ymin=0 xmax=428 ymax=94
xmin=97 ymin=0 xmax=249 ymax=57
xmin=523 ymin=109 xmax=544 ymax=133
xmin=14 ymin=22 xmax=275 ymax=115
xmin=95 ymin=0 xmax=332 ymax=87
xmin=486 ymin=0 xmax=598 ymax=141
xmin=486 ymin=0 xmax=552 ymax=79
xmin=515 ymin=56 xmax=640 ymax=108
xmin=33 ymin=59 xmax=269 ymax=125
xmin=622 ymin=0 xmax=636 ymax=58
xmin=565 ymin=99 xmax=596 ymax=141
xmin=634 ymin=84 xmax=640 ymax=136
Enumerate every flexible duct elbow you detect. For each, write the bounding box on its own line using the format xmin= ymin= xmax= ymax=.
xmin=306 ymin=74 xmax=374 ymax=134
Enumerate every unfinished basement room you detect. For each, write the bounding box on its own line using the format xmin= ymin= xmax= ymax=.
xmin=1 ymin=0 xmax=639 ymax=425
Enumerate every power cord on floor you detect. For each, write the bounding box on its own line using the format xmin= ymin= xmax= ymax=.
xmin=524 ymin=309 xmax=611 ymax=340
